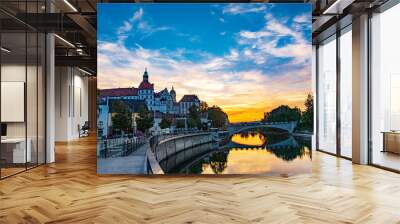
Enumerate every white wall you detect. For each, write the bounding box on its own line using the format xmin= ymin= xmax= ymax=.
xmin=55 ymin=67 xmax=89 ymax=141
xmin=1 ymin=65 xmax=41 ymax=137
xmin=1 ymin=63 xmax=46 ymax=164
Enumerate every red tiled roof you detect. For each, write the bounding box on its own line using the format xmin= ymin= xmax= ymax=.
xmin=100 ymin=88 xmax=138 ymax=97
xmin=139 ymin=81 xmax=154 ymax=90
xmin=179 ymin=94 xmax=200 ymax=102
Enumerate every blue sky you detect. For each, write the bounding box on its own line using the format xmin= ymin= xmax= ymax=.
xmin=98 ymin=3 xmax=312 ymax=122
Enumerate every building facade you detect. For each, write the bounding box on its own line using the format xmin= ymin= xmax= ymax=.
xmin=100 ymin=69 xmax=200 ymax=115
xmin=98 ymin=69 xmax=201 ymax=136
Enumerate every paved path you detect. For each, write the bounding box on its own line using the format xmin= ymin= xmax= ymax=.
xmin=97 ymin=143 xmax=149 ymax=174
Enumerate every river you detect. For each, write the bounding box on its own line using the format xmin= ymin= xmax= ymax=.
xmin=160 ymin=131 xmax=312 ymax=175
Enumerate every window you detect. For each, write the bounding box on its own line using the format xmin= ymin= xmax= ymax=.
xmin=317 ymin=36 xmax=337 ymax=154
xmin=340 ymin=27 xmax=352 ymax=158
xmin=370 ymin=3 xmax=400 ymax=171
xmin=0 ymin=1 xmax=46 ymax=179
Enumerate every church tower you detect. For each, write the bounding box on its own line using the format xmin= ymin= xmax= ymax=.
xmin=143 ymin=67 xmax=149 ymax=82
xmin=170 ymin=86 xmax=176 ymax=103
xmin=138 ymin=68 xmax=154 ymax=110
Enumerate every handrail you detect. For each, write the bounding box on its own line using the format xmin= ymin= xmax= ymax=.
xmin=145 ymin=146 xmax=164 ymax=174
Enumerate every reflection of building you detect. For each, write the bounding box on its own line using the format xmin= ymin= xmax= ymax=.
xmin=99 ymin=69 xmax=200 ymax=115
xmin=98 ymin=69 xmax=202 ymax=136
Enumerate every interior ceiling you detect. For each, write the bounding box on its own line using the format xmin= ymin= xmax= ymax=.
xmin=0 ymin=0 xmax=98 ymax=74
xmin=311 ymin=0 xmax=390 ymax=42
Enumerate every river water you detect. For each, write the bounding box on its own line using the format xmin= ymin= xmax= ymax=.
xmin=161 ymin=131 xmax=312 ymax=175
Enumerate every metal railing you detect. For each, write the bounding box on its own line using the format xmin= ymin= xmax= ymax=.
xmin=98 ymin=136 xmax=146 ymax=158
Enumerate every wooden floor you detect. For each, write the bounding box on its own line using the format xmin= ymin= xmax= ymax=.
xmin=1 ymin=136 xmax=400 ymax=224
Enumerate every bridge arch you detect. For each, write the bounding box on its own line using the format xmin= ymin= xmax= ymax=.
xmin=227 ymin=121 xmax=298 ymax=135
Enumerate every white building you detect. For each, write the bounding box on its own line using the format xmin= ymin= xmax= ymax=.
xmin=97 ymin=69 xmax=202 ymax=136
xmin=100 ymin=69 xmax=201 ymax=115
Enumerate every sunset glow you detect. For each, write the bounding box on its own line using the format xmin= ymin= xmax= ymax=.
xmin=98 ymin=3 xmax=311 ymax=123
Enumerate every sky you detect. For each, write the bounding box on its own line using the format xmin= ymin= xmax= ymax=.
xmin=98 ymin=3 xmax=312 ymax=123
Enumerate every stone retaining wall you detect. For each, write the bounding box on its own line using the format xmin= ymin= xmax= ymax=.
xmin=155 ymin=133 xmax=213 ymax=162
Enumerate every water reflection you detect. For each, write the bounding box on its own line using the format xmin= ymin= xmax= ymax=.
xmin=175 ymin=131 xmax=311 ymax=175
xmin=231 ymin=132 xmax=266 ymax=146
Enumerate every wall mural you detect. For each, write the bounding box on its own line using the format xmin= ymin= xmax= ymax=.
xmin=97 ymin=3 xmax=313 ymax=175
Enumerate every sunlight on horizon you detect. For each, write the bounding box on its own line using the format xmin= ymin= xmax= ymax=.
xmin=98 ymin=72 xmax=309 ymax=123
xmin=98 ymin=3 xmax=312 ymax=123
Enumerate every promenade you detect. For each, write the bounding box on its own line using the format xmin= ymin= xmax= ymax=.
xmin=97 ymin=142 xmax=149 ymax=174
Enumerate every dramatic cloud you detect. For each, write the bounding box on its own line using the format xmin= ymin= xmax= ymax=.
xmin=98 ymin=40 xmax=310 ymax=122
xmin=117 ymin=21 xmax=132 ymax=34
xmin=98 ymin=4 xmax=311 ymax=122
xmin=293 ymin=13 xmax=310 ymax=24
xmin=131 ymin=8 xmax=143 ymax=22
xmin=116 ymin=8 xmax=172 ymax=41
xmin=237 ymin=13 xmax=311 ymax=66
xmin=222 ymin=4 xmax=267 ymax=15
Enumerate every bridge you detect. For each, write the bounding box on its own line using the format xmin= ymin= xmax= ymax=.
xmin=227 ymin=121 xmax=298 ymax=134
xmin=224 ymin=136 xmax=299 ymax=150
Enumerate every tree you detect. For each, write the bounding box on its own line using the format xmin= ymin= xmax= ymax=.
xmin=188 ymin=118 xmax=198 ymax=128
xmin=136 ymin=105 xmax=153 ymax=133
xmin=176 ymin=119 xmax=185 ymax=129
xmin=200 ymin=101 xmax=208 ymax=112
xmin=207 ymin=106 xmax=228 ymax=129
xmin=188 ymin=105 xmax=201 ymax=129
xmin=209 ymin=151 xmax=228 ymax=174
xmin=159 ymin=117 xmax=172 ymax=129
xmin=110 ymin=100 xmax=132 ymax=134
xmin=263 ymin=105 xmax=301 ymax=123
xmin=299 ymin=94 xmax=314 ymax=132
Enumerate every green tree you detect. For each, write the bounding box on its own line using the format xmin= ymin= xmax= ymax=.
xmin=188 ymin=105 xmax=201 ymax=129
xmin=299 ymin=94 xmax=314 ymax=132
xmin=176 ymin=119 xmax=185 ymax=129
xmin=187 ymin=118 xmax=198 ymax=128
xmin=136 ymin=105 xmax=153 ymax=133
xmin=207 ymin=106 xmax=228 ymax=128
xmin=159 ymin=117 xmax=172 ymax=129
xmin=110 ymin=100 xmax=132 ymax=134
xmin=263 ymin=105 xmax=301 ymax=122
xmin=200 ymin=101 xmax=208 ymax=112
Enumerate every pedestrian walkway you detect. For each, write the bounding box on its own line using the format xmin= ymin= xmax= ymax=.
xmin=97 ymin=142 xmax=149 ymax=174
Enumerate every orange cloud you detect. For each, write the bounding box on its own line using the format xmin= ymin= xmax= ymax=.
xmin=98 ymin=42 xmax=311 ymax=123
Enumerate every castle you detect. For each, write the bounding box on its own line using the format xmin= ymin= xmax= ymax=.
xmin=99 ymin=68 xmax=201 ymax=115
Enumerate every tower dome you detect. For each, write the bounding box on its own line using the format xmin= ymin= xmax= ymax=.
xmin=138 ymin=68 xmax=154 ymax=90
